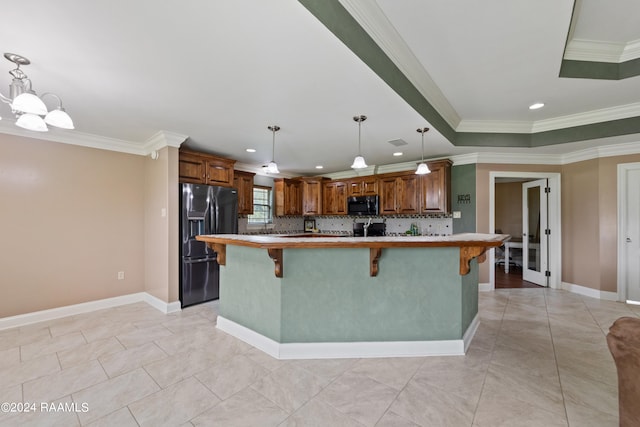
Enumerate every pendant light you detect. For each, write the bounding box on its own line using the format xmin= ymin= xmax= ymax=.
xmin=415 ymin=127 xmax=431 ymax=175
xmin=351 ymin=115 xmax=368 ymax=169
xmin=266 ymin=125 xmax=280 ymax=174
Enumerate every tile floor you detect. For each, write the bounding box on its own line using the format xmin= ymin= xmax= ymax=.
xmin=0 ymin=288 xmax=636 ymax=426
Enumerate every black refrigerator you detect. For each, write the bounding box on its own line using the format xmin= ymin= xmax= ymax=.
xmin=180 ymin=183 xmax=238 ymax=308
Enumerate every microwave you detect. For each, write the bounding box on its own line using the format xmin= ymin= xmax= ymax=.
xmin=347 ymin=195 xmax=379 ymax=216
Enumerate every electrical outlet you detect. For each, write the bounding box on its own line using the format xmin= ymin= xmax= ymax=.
xmin=453 ymin=211 xmax=462 ymax=219
xmin=117 ymin=271 xmax=125 ymax=280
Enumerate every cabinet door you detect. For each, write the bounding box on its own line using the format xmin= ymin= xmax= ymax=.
xmin=179 ymin=154 xmax=206 ymax=184
xmin=397 ymin=174 xmax=420 ymax=214
xmin=288 ymin=181 xmax=302 ymax=215
xmin=322 ymin=182 xmax=335 ymax=215
xmin=233 ymin=171 xmax=254 ymax=215
xmin=302 ymin=179 xmax=323 ymax=216
xmin=420 ymin=160 xmax=451 ymax=214
xmin=362 ymin=177 xmax=378 ymax=195
xmin=206 ymin=160 xmax=234 ymax=187
xmin=379 ymin=177 xmax=399 ymax=215
xmin=348 ymin=179 xmax=363 ymax=197
xmin=334 ymin=181 xmax=347 ymax=214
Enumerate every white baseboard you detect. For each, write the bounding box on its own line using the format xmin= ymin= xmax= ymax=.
xmin=479 ymin=282 xmax=493 ymax=292
xmin=0 ymin=292 xmax=181 ymax=331
xmin=217 ymin=315 xmax=479 ymax=359
xmin=561 ymin=282 xmax=619 ymax=301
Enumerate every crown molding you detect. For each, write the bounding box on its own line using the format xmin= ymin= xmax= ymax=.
xmin=564 ymin=38 xmax=640 ymax=63
xmin=456 ymin=120 xmax=533 ymax=133
xmin=142 ymin=130 xmax=188 ymax=154
xmin=0 ymin=119 xmax=147 ymax=155
xmin=564 ymin=39 xmax=626 ymax=63
xmin=0 ymin=119 xmax=188 ymax=156
xmin=532 ymin=102 xmax=640 ymax=133
xmin=455 ymin=102 xmax=640 ymax=134
xmin=339 ymin=0 xmax=461 ymax=129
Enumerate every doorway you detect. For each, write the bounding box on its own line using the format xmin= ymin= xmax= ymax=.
xmin=617 ymin=163 xmax=640 ymax=302
xmin=489 ymin=172 xmax=562 ymax=290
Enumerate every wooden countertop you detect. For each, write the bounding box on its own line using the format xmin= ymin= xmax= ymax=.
xmin=195 ymin=233 xmax=509 ymax=249
xmin=196 ymin=233 xmax=509 ymax=277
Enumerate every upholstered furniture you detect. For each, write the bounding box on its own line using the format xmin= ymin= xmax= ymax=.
xmin=606 ymin=316 xmax=640 ymax=427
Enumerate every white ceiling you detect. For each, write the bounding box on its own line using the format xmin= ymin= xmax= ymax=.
xmin=1 ymin=0 xmax=639 ymax=175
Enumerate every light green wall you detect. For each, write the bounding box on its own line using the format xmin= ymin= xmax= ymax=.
xmin=452 ymin=164 xmax=476 ymax=233
xmin=220 ymin=245 xmax=479 ymax=343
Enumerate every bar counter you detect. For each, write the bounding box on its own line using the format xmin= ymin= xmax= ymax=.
xmin=196 ymin=233 xmax=508 ymax=359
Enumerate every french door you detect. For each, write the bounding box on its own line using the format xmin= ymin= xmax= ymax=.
xmin=522 ymin=179 xmax=549 ymax=286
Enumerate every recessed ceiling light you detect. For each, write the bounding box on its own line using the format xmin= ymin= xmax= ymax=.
xmin=529 ymin=102 xmax=545 ymax=110
xmin=315 ymin=165 xmax=323 ymax=169
xmin=393 ymin=152 xmax=403 ymax=156
xmin=245 ymin=148 xmax=256 ymax=153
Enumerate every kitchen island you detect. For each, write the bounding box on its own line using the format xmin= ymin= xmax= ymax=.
xmin=196 ymin=233 xmax=508 ymax=359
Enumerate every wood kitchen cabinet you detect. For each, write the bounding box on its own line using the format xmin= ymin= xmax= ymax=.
xmin=378 ymin=173 xmax=420 ymax=215
xmin=274 ymin=178 xmax=302 ymax=216
xmin=322 ymin=181 xmax=347 ymax=215
xmin=420 ymin=159 xmax=452 ymax=214
xmin=347 ymin=176 xmax=378 ymax=197
xmin=233 ymin=170 xmax=255 ymax=215
xmin=179 ymin=150 xmax=236 ymax=187
xmin=300 ymin=177 xmax=329 ymax=216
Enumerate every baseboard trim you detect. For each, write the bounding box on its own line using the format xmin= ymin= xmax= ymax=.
xmin=217 ymin=315 xmax=478 ymax=359
xmin=479 ymin=282 xmax=493 ymax=292
xmin=561 ymin=282 xmax=619 ymax=301
xmin=0 ymin=292 xmax=181 ymax=331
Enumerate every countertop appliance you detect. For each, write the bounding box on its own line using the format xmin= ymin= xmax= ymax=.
xmin=180 ymin=183 xmax=238 ymax=308
xmin=347 ymin=195 xmax=379 ymax=216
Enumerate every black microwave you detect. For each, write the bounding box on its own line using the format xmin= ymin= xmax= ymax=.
xmin=347 ymin=195 xmax=379 ymax=216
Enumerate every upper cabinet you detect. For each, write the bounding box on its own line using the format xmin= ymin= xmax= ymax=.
xmin=274 ymin=178 xmax=302 ymax=216
xmin=378 ymin=173 xmax=420 ymax=215
xmin=179 ymin=150 xmax=236 ymax=187
xmin=420 ymin=160 xmax=452 ymax=214
xmin=233 ymin=170 xmax=255 ymax=215
xmin=347 ymin=176 xmax=378 ymax=197
xmin=300 ymin=177 xmax=328 ymax=216
xmin=322 ymin=181 xmax=347 ymax=215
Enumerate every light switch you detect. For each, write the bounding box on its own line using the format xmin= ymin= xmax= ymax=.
xmin=453 ymin=211 xmax=461 ymax=219
xmin=161 ymin=208 xmax=167 ymax=217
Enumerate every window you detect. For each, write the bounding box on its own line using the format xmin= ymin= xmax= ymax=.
xmin=248 ymin=185 xmax=273 ymax=225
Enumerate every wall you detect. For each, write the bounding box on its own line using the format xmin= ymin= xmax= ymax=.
xmin=495 ymin=182 xmax=523 ymax=237
xmin=144 ymin=146 xmax=180 ymax=304
xmin=476 ymin=155 xmax=640 ymax=292
xmin=451 ymin=164 xmax=476 ymax=233
xmin=0 ymin=134 xmax=146 ymax=317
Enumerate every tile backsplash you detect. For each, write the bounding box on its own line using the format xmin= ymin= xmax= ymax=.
xmin=239 ymin=214 xmax=453 ymax=236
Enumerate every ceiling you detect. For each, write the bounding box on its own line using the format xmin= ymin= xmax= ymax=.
xmin=1 ymin=0 xmax=639 ymax=175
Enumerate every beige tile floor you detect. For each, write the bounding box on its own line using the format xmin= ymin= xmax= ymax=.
xmin=1 ymin=288 xmax=636 ymax=426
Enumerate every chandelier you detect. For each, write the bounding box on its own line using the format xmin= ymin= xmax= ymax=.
xmin=0 ymin=53 xmax=74 ymax=132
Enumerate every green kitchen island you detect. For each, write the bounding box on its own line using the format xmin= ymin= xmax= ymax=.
xmin=196 ymin=233 xmax=508 ymax=359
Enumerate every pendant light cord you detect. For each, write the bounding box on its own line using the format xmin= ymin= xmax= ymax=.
xmin=417 ymin=127 xmax=429 ymax=162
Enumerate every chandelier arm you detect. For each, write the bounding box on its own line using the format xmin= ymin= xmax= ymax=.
xmin=41 ymin=92 xmax=63 ymax=108
xmin=0 ymin=92 xmax=11 ymax=104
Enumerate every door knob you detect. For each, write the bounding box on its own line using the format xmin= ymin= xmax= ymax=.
xmin=627 ymin=237 xmax=632 ymax=243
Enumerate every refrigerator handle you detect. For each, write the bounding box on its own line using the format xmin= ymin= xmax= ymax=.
xmin=209 ymin=195 xmax=218 ymax=234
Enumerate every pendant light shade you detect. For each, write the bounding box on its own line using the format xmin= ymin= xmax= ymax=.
xmin=16 ymin=112 xmax=48 ymax=132
xmin=11 ymin=92 xmax=47 ymax=115
xmin=415 ymin=127 xmax=431 ymax=175
xmin=351 ymin=115 xmax=368 ymax=169
xmin=44 ymin=108 xmax=74 ymax=129
xmin=266 ymin=125 xmax=280 ymax=174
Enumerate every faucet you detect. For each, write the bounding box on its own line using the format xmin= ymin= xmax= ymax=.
xmin=363 ymin=217 xmax=372 ymax=238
